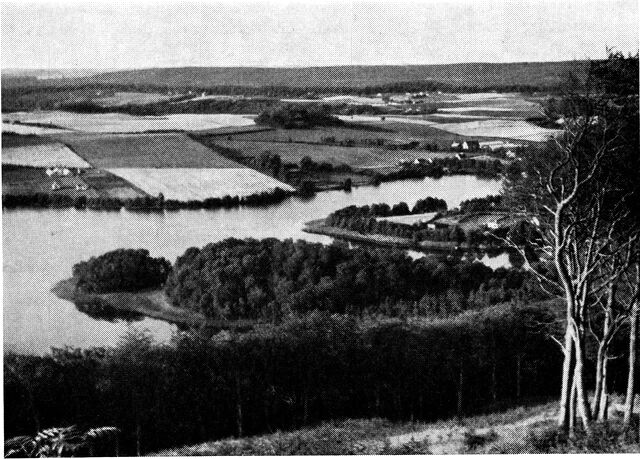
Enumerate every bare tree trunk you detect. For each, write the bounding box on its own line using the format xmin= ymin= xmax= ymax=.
xmin=558 ymin=329 xmax=575 ymax=431
xmin=593 ymin=285 xmax=615 ymax=420
xmin=624 ymin=298 xmax=638 ymax=428
xmin=592 ymin=343 xmax=608 ymax=418
xmin=573 ymin=328 xmax=593 ymax=434
xmin=569 ymin=374 xmax=577 ymax=439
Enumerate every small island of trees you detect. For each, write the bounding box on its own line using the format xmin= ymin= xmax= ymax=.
xmin=72 ymin=248 xmax=171 ymax=293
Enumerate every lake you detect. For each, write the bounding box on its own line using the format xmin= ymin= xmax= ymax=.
xmin=3 ymin=175 xmax=503 ymax=354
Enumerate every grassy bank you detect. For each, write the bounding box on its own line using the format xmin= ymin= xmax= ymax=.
xmin=153 ymin=398 xmax=639 ymax=455
xmin=52 ymin=278 xmax=257 ymax=330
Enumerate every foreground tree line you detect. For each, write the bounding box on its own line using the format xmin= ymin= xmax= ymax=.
xmin=6 ymin=305 xmax=565 ymax=455
xmin=502 ymin=51 xmax=639 ymax=435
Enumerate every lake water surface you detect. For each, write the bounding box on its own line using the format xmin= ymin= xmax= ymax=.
xmin=3 ymin=176 xmax=503 ymax=354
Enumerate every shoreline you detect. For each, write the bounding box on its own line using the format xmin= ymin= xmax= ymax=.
xmin=52 ymin=278 xmax=258 ymax=330
xmin=302 ymin=219 xmax=503 ymax=253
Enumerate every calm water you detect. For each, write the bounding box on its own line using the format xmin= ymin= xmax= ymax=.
xmin=3 ymin=176 xmax=502 ymax=354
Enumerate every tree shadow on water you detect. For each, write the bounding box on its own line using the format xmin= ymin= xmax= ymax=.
xmin=74 ymin=300 xmax=145 ymax=323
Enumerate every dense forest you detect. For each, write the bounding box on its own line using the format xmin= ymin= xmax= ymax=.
xmin=164 ymin=238 xmax=538 ymax=321
xmin=5 ymin=304 xmax=572 ymax=455
xmin=72 ymin=249 xmax=171 ymax=293
xmin=255 ymin=104 xmax=343 ymax=129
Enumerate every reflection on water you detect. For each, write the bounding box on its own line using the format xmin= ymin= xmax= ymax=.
xmin=4 ymin=176 xmax=503 ymax=354
xmin=74 ymin=300 xmax=145 ymax=323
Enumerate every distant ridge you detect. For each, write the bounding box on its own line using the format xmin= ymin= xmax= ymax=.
xmin=13 ymin=60 xmax=591 ymax=91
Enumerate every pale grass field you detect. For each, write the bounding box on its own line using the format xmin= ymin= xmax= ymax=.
xmin=2 ymin=122 xmax=71 ymax=135
xmin=94 ymin=91 xmax=183 ymax=107
xmin=433 ymin=119 xmax=561 ymax=141
xmin=2 ymin=111 xmax=255 ymax=133
xmin=376 ymin=212 xmax=440 ymax=225
xmin=106 ymin=168 xmax=294 ymax=200
xmin=2 ymin=143 xmax=91 ymax=168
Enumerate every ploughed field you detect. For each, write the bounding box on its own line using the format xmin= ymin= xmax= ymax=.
xmin=54 ymin=133 xmax=244 ymax=168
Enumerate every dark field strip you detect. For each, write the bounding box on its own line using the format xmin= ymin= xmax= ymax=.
xmin=53 ymin=132 xmax=244 ymax=168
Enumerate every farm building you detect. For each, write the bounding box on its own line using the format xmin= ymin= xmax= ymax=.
xmin=46 ymin=167 xmax=72 ymax=176
xmin=452 ymin=140 xmax=480 ymax=152
xmin=479 ymin=140 xmax=524 ymax=152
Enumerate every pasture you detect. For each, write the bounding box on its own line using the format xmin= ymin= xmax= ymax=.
xmin=2 ymin=135 xmax=91 ymax=168
xmin=94 ymin=92 xmax=184 ymax=107
xmin=1 ymin=165 xmax=100 ymax=198
xmin=376 ymin=212 xmax=440 ymax=225
xmin=208 ymin=139 xmax=417 ymax=168
xmin=56 ymin=133 xmax=243 ymax=168
xmin=2 ymin=122 xmax=72 ymax=135
xmin=432 ymin=119 xmax=561 ymax=141
xmin=106 ymin=168 xmax=295 ymax=200
xmin=3 ymin=111 xmax=255 ymax=133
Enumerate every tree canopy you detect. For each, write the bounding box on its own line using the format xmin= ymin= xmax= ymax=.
xmin=72 ymin=249 xmax=171 ymax=293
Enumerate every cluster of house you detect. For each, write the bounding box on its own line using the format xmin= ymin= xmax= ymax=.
xmin=46 ymin=167 xmax=89 ymax=191
xmin=451 ymin=140 xmax=519 ymax=159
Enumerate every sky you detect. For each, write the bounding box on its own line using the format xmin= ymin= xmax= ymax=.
xmin=1 ymin=0 xmax=638 ymax=69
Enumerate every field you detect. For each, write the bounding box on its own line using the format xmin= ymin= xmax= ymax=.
xmin=432 ymin=119 xmax=561 ymax=141
xmin=94 ymin=91 xmax=184 ymax=107
xmin=208 ymin=139 xmax=418 ymax=168
xmin=2 ymin=135 xmax=91 ymax=168
xmin=1 ymin=166 xmax=98 ymax=197
xmin=106 ymin=168 xmax=295 ymax=200
xmin=2 ymin=122 xmax=72 ymax=135
xmin=2 ymin=111 xmax=255 ymax=133
xmin=2 ymin=165 xmax=147 ymax=199
xmin=55 ymin=133 xmax=243 ymax=168
xmin=376 ymin=212 xmax=440 ymax=225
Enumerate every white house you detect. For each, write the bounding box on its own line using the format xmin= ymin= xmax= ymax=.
xmin=505 ymin=150 xmax=517 ymax=159
xmin=51 ymin=181 xmax=61 ymax=191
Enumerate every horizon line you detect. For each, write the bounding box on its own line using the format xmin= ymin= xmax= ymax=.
xmin=2 ymin=57 xmax=610 ymax=73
